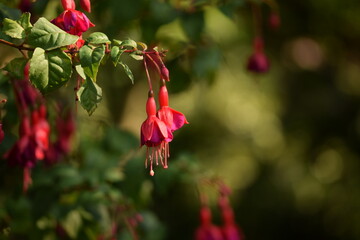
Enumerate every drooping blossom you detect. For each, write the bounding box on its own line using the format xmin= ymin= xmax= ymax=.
xmin=140 ymin=91 xmax=172 ymax=176
xmin=51 ymin=9 xmax=94 ymax=36
xmin=4 ymin=66 xmax=50 ymax=192
xmin=247 ymin=37 xmax=270 ymax=73
xmin=157 ymin=81 xmax=188 ymax=132
xmin=195 ymin=206 xmax=224 ymax=240
xmin=45 ymin=109 xmax=75 ymax=165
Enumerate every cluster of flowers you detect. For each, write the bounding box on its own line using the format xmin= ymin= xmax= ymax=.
xmin=195 ymin=184 xmax=244 ymax=240
xmin=140 ymin=52 xmax=188 ymax=176
xmin=3 ymin=65 xmax=75 ymax=192
xmin=51 ymin=0 xmax=94 ymax=49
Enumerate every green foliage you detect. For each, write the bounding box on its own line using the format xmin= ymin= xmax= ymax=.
xmin=3 ymin=58 xmax=27 ymax=79
xmin=2 ymin=18 xmax=26 ymax=39
xmin=29 ymin=48 xmax=73 ymax=92
xmin=85 ymin=32 xmax=111 ymax=45
xmin=77 ymin=76 xmax=103 ymax=116
xmin=120 ymin=62 xmax=134 ymax=84
xmin=79 ymin=45 xmax=106 ymax=82
xmin=28 ymin=17 xmax=78 ymax=50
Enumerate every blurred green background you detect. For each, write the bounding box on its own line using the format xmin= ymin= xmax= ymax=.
xmin=1 ymin=0 xmax=360 ymax=239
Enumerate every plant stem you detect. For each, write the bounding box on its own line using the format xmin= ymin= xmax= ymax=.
xmin=0 ymin=39 xmax=34 ymax=51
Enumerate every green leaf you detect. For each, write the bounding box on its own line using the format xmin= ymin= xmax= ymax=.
xmin=77 ymin=77 xmax=102 ymax=115
xmin=137 ymin=41 xmax=147 ymax=50
xmin=61 ymin=210 xmax=82 ymax=239
xmin=110 ymin=46 xmax=124 ymax=66
xmin=79 ymin=45 xmax=105 ymax=81
xmin=2 ymin=18 xmax=25 ymax=39
xmin=120 ymin=62 xmax=134 ymax=84
xmin=29 ymin=48 xmax=73 ymax=92
xmin=112 ymin=39 xmax=122 ymax=46
xmin=130 ymin=51 xmax=144 ymax=60
xmin=0 ymin=3 xmax=21 ymax=21
xmin=3 ymin=58 xmax=27 ymax=79
xmin=17 ymin=12 xmax=32 ymax=32
xmin=120 ymin=39 xmax=137 ymax=49
xmin=75 ymin=65 xmax=86 ymax=79
xmin=85 ymin=32 xmax=111 ymax=44
xmin=28 ymin=17 xmax=78 ymax=50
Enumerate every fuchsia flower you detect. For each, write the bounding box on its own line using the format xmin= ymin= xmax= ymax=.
xmin=4 ymin=65 xmax=51 ymax=192
xmin=51 ymin=9 xmax=94 ymax=36
xmin=195 ymin=206 xmax=224 ymax=240
xmin=247 ymin=37 xmax=270 ymax=73
xmin=157 ymin=82 xmax=189 ymax=132
xmin=140 ymin=91 xmax=172 ymax=176
xmin=0 ymin=124 xmax=4 ymax=143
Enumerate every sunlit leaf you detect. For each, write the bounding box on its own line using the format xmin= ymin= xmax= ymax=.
xmin=28 ymin=17 xmax=78 ymax=50
xmin=85 ymin=32 xmax=111 ymax=45
xmin=110 ymin=46 xmax=124 ymax=67
xmin=29 ymin=48 xmax=73 ymax=92
xmin=2 ymin=18 xmax=25 ymax=39
xmin=77 ymin=76 xmax=102 ymax=115
xmin=120 ymin=39 xmax=137 ymax=49
xmin=79 ymin=45 xmax=105 ymax=81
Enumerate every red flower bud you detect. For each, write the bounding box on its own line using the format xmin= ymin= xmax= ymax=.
xmin=80 ymin=0 xmax=91 ymax=12
xmin=61 ymin=0 xmax=75 ymax=10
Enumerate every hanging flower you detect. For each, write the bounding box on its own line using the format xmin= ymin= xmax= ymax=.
xmin=51 ymin=9 xmax=94 ymax=36
xmin=247 ymin=37 xmax=270 ymax=73
xmin=195 ymin=206 xmax=224 ymax=240
xmin=157 ymin=82 xmax=189 ymax=132
xmin=140 ymin=91 xmax=172 ymax=176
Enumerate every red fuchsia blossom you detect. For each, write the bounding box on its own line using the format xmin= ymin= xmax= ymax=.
xmin=45 ymin=109 xmax=75 ymax=165
xmin=220 ymin=207 xmax=243 ymax=240
xmin=51 ymin=9 xmax=94 ymax=36
xmin=269 ymin=12 xmax=281 ymax=30
xmin=247 ymin=37 xmax=270 ymax=73
xmin=4 ymin=66 xmax=50 ymax=192
xmin=157 ymin=82 xmax=189 ymax=132
xmin=140 ymin=91 xmax=173 ymax=176
xmin=195 ymin=206 xmax=224 ymax=240
xmin=80 ymin=0 xmax=91 ymax=12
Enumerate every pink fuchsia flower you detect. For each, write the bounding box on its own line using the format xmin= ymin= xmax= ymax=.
xmin=247 ymin=37 xmax=270 ymax=73
xmin=51 ymin=9 xmax=94 ymax=36
xmin=0 ymin=124 xmax=4 ymax=143
xmin=220 ymin=207 xmax=243 ymax=240
xmin=157 ymin=83 xmax=189 ymax=132
xmin=195 ymin=206 xmax=224 ymax=240
xmin=140 ymin=91 xmax=173 ymax=176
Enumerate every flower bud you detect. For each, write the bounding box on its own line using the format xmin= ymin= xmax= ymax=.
xmin=80 ymin=0 xmax=91 ymax=12
xmin=159 ymin=85 xmax=169 ymax=107
xmin=146 ymin=95 xmax=157 ymax=116
xmin=61 ymin=0 xmax=75 ymax=10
